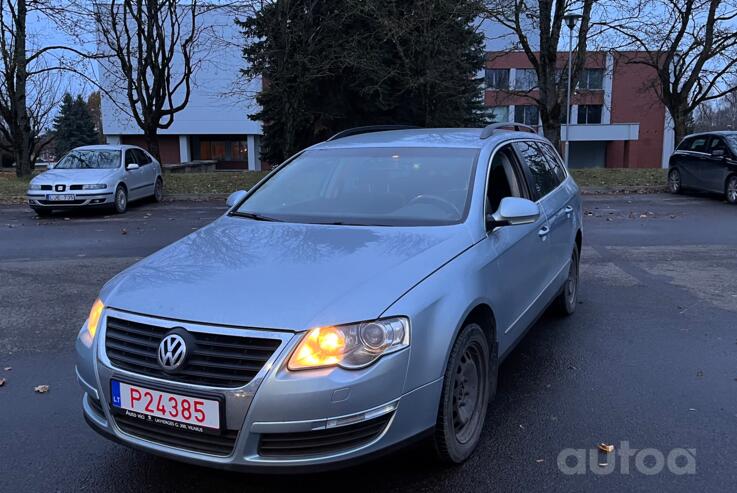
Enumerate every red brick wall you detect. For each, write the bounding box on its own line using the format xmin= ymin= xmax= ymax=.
xmin=121 ymin=135 xmax=181 ymax=164
xmin=606 ymin=53 xmax=665 ymax=168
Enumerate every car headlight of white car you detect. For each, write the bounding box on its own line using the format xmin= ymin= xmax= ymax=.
xmin=82 ymin=184 xmax=108 ymax=190
xmin=288 ymin=317 xmax=410 ymax=370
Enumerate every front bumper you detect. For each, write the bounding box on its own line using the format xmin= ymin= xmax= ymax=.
xmin=76 ymin=308 xmax=441 ymax=471
xmin=27 ymin=192 xmax=113 ymax=208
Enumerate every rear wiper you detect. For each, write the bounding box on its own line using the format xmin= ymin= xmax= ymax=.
xmin=230 ymin=211 xmax=283 ymax=222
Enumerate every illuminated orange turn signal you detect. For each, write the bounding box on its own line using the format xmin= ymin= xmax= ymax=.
xmin=87 ymin=298 xmax=105 ymax=338
xmin=288 ymin=326 xmax=346 ymax=370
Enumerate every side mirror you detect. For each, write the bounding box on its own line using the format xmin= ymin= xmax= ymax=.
xmin=711 ymin=149 xmax=725 ymax=158
xmin=226 ymin=189 xmax=248 ymax=208
xmin=126 ymin=163 xmax=140 ymax=170
xmin=486 ymin=197 xmax=541 ymax=229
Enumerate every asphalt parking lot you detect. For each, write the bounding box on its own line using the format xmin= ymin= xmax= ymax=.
xmin=1 ymin=193 xmax=736 ymax=492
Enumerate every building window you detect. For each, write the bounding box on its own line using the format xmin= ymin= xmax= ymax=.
xmin=577 ymin=105 xmax=602 ymax=124
xmin=514 ymin=105 xmax=539 ymax=126
xmin=515 ymin=69 xmax=538 ymax=91
xmin=485 ymin=69 xmax=509 ymax=90
xmin=196 ymin=138 xmax=248 ymax=162
xmin=579 ymin=68 xmax=604 ymax=90
xmin=488 ymin=106 xmax=509 ymax=123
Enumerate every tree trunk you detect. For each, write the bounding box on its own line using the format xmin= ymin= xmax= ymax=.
xmin=143 ymin=128 xmax=161 ymax=163
xmin=14 ymin=0 xmax=32 ymax=178
xmin=670 ymin=105 xmax=690 ymax=149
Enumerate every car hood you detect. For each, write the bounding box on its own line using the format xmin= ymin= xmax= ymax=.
xmin=32 ymin=168 xmax=118 ymax=184
xmin=101 ymin=216 xmax=474 ymax=331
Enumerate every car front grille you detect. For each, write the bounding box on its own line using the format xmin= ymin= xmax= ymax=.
xmin=104 ymin=316 xmax=281 ymax=388
xmin=40 ymin=185 xmax=52 ymax=191
xmin=114 ymin=412 xmax=239 ymax=456
xmin=258 ymin=412 xmax=393 ymax=458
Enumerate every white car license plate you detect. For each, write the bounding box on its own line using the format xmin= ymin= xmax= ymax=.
xmin=46 ymin=194 xmax=75 ymax=201
xmin=111 ymin=380 xmax=220 ymax=431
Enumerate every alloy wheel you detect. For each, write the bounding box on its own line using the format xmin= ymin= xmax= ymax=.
xmin=565 ymin=252 xmax=579 ymax=310
xmin=669 ymin=169 xmax=681 ymax=193
xmin=727 ymin=176 xmax=737 ymax=204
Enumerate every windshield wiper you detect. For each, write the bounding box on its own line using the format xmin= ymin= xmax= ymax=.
xmin=230 ymin=211 xmax=284 ymax=222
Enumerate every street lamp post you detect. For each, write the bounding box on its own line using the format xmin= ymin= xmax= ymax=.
xmin=563 ymin=13 xmax=582 ymax=167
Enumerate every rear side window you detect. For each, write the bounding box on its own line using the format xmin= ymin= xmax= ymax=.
xmin=514 ymin=141 xmax=561 ymax=199
xmin=536 ymin=142 xmax=567 ymax=183
xmin=125 ymin=150 xmax=137 ymax=165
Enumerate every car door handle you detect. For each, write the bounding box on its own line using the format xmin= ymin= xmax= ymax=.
xmin=538 ymin=226 xmax=550 ymax=238
xmin=564 ymin=205 xmax=574 ymax=217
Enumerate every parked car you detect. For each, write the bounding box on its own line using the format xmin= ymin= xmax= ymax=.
xmin=667 ymin=131 xmax=737 ymax=204
xmin=76 ymin=124 xmax=582 ymax=470
xmin=26 ymin=145 xmax=163 ymax=215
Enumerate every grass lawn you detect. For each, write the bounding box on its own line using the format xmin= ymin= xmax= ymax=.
xmin=0 ymin=167 xmax=667 ymax=204
xmin=570 ymin=168 xmax=667 ymax=188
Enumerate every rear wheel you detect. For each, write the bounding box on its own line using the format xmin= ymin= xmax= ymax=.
xmin=554 ymin=244 xmax=580 ymax=316
xmin=668 ymin=168 xmax=682 ymax=194
xmin=153 ymin=177 xmax=163 ymax=202
xmin=726 ymin=175 xmax=737 ymax=205
xmin=114 ymin=185 xmax=128 ymax=214
xmin=433 ymin=323 xmax=495 ymax=464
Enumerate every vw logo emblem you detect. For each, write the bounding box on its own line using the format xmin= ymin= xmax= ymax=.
xmin=158 ymin=333 xmax=187 ymax=371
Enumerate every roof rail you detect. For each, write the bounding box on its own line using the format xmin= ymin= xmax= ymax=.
xmin=480 ymin=122 xmax=537 ymax=139
xmin=326 ymin=125 xmax=420 ymax=141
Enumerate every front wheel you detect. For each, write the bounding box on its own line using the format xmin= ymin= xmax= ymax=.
xmin=726 ymin=175 xmax=737 ymax=205
xmin=433 ymin=323 xmax=495 ymax=464
xmin=668 ymin=168 xmax=682 ymax=194
xmin=114 ymin=185 xmax=128 ymax=214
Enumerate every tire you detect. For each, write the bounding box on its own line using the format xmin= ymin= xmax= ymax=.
xmin=726 ymin=175 xmax=737 ymax=205
xmin=433 ymin=323 xmax=496 ymax=464
xmin=32 ymin=207 xmax=52 ymax=217
xmin=153 ymin=177 xmax=164 ymax=203
xmin=114 ymin=185 xmax=128 ymax=214
xmin=668 ymin=168 xmax=682 ymax=194
xmin=554 ymin=244 xmax=580 ymax=316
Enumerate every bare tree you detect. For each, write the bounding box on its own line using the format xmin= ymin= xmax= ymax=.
xmin=93 ymin=0 xmax=206 ymax=160
xmin=483 ymin=0 xmax=596 ymax=149
xmin=610 ymin=0 xmax=737 ymax=145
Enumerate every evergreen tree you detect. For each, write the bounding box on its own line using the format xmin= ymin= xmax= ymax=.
xmin=240 ymin=0 xmax=487 ymax=164
xmin=52 ymin=93 xmax=100 ymax=156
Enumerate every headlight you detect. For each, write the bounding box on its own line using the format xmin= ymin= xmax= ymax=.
xmin=87 ymin=298 xmax=105 ymax=338
xmin=82 ymin=184 xmax=107 ymax=190
xmin=288 ymin=317 xmax=409 ymax=371
xmin=28 ymin=183 xmax=42 ymax=190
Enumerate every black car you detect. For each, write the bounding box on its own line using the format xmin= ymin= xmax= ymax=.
xmin=668 ymin=131 xmax=737 ymax=204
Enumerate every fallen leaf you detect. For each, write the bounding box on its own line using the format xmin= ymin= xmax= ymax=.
xmin=688 ymin=408 xmax=696 ymax=412
xmin=0 ymin=378 xmax=5 ymax=387
xmin=598 ymin=443 xmax=615 ymax=453
xmin=121 ymin=228 xmax=128 ymax=235
xmin=696 ymin=370 xmax=704 ymax=378
xmin=3 ymin=366 xmax=11 ymax=371
xmin=536 ymin=459 xmax=544 ymax=463
xmin=34 ymin=385 xmax=49 ymax=393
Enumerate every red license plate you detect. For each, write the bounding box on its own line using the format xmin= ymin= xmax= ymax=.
xmin=111 ymin=380 xmax=220 ymax=431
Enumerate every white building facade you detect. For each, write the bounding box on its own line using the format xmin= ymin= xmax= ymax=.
xmin=99 ymin=9 xmax=263 ymax=170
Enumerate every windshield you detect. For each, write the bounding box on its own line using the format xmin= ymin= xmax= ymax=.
xmin=54 ymin=150 xmax=121 ymax=170
xmin=235 ymin=147 xmax=478 ymax=226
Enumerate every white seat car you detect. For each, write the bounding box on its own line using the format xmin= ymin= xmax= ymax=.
xmin=26 ymin=145 xmax=163 ymax=215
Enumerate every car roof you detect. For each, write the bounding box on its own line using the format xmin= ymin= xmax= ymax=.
xmin=73 ymin=144 xmax=139 ymax=151
xmin=683 ymin=131 xmax=737 ymax=139
xmin=313 ymin=128 xmax=546 ymax=150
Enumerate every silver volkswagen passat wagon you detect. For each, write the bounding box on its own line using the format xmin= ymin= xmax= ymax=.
xmin=76 ymin=124 xmax=582 ymax=470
